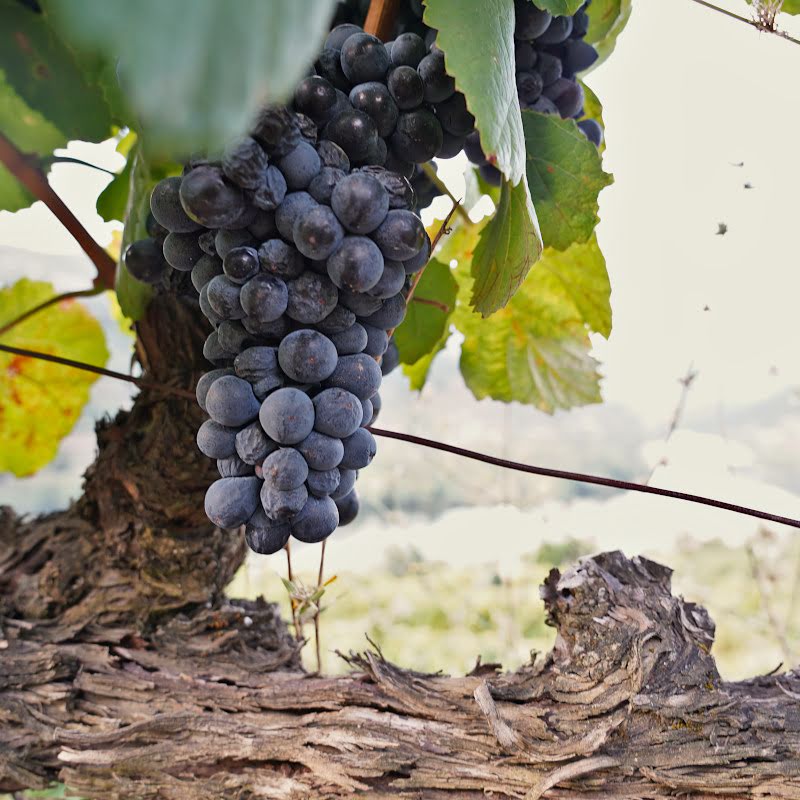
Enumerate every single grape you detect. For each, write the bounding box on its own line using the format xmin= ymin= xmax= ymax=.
xmin=331 ymin=467 xmax=356 ymax=500
xmin=199 ymin=285 xmax=224 ymax=327
xmin=434 ymin=91 xmax=475 ymax=137
xmin=242 ymin=314 xmax=291 ymax=341
xmin=250 ymin=106 xmax=301 ymax=155
xmin=150 ymin=177 xmax=202 ymax=233
xmin=316 ymin=139 xmax=350 ymax=171
xmin=123 ymin=238 xmax=168 ymax=284
xmin=278 ymin=329 xmax=338 ymax=383
xmin=234 ymin=345 xmax=279 ymax=381
xmin=516 ymin=70 xmax=544 ymax=105
xmin=388 ymin=65 xmax=425 ymax=111
xmin=417 ymin=51 xmax=455 ymax=104
xmin=293 ymin=204 xmax=345 ymax=260
xmin=329 ymin=322 xmax=368 ymax=355
xmin=294 ymin=76 xmax=339 ymax=125
xmin=291 ymin=495 xmax=339 ymax=543
xmin=325 ymin=23 xmax=362 ymax=51
xmin=380 ymin=338 xmax=400 ymax=375
xmin=391 ymin=33 xmax=427 ymax=68
xmin=196 ymin=419 xmax=238 ymax=459
xmin=259 ymin=387 xmax=315 ymax=445
xmin=297 ymin=431 xmax=345 ymax=471
xmin=215 ymin=229 xmax=255 ymax=260
xmin=543 ymin=78 xmax=584 ymax=118
xmin=236 ymin=421 xmax=278 ymax=465
xmin=479 ymin=163 xmax=503 ymax=186
xmin=327 ymin=236 xmax=385 ymax=292
xmin=335 ymin=489 xmax=360 ymax=526
xmin=349 ymin=82 xmax=399 ymax=138
xmin=205 ymin=375 xmax=261 ymax=427
xmin=191 ymin=254 xmax=224 ymax=292
xmin=515 ymin=2 xmax=552 ymax=39
xmin=197 ymin=229 xmax=217 ymax=255
xmin=370 ymin=391 xmax=382 ymax=423
xmin=309 ymin=166 xmax=346 ymax=204
xmin=223 ymin=246 xmax=260 ymax=284
xmin=316 ymin=304 xmax=356 ymax=335
xmin=196 ymin=368 xmax=235 ymax=412
xmin=313 ymin=387 xmax=363 ymax=438
xmin=245 ymin=506 xmax=291 ymax=554
xmin=515 ymin=41 xmax=537 ymax=71
xmin=286 ymin=271 xmax=338 ymax=324
xmin=307 ymin=468 xmax=341 ymax=498
xmin=257 ymin=239 xmax=304 ymax=280
xmin=562 ymin=40 xmax=599 ymax=76
xmin=577 ymin=118 xmax=603 ymax=147
xmin=330 ymin=172 xmax=390 ymax=235
xmin=357 ymin=165 xmax=414 ymax=210
xmin=207 ymin=274 xmax=245 ymax=319
xmin=217 ymin=320 xmax=253 ymax=354
xmin=205 ymin=477 xmax=262 ymax=528
xmin=240 ymin=274 xmax=289 ymax=323
xmin=253 ymin=165 xmax=288 ymax=211
xmin=572 ymin=7 xmax=590 ymax=38
xmin=391 ymin=109 xmax=443 ymax=163
xmin=463 ymin=131 xmax=487 ymax=165
xmin=277 ymin=142 xmax=322 ymax=191
xmin=262 ymin=447 xmax=310 ymax=490
xmin=163 ymin=232 xmax=203 ymax=272
xmin=361 ymin=324 xmax=389 ymax=358
xmin=337 ymin=287 xmax=383 ymax=316
xmin=180 ymin=166 xmax=247 ymax=228
xmin=324 ymin=353 xmax=382 ymax=400
xmin=315 ymin=47 xmax=351 ymax=91
xmin=340 ymin=32 xmax=390 ymax=83
xmin=261 ymin=482 xmax=308 ymax=521
xmin=324 ymin=109 xmax=379 ymax=163
xmin=360 ymin=397 xmax=373 ymax=427
xmin=217 ymin=455 xmax=255 ymax=478
xmin=535 ymin=52 xmax=563 ymax=86
xmin=372 ymin=209 xmax=425 ymax=260
xmin=222 ymin=137 xmax=268 ymax=190
xmin=275 ymin=191 xmax=318 ymax=240
xmin=438 ymin=131 xmax=467 ymax=160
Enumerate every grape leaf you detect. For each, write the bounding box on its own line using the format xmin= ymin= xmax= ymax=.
xmin=531 ymin=0 xmax=584 ymax=15
xmin=585 ymin=0 xmax=632 ymax=70
xmin=424 ymin=0 xmax=525 ymax=184
xmin=96 ymin=156 xmax=132 ymax=223
xmin=0 ymin=0 xmax=112 ymax=142
xmin=395 ymin=259 xmax=458 ymax=365
xmin=523 ymin=110 xmax=612 ymax=251
xmin=0 ymin=279 xmax=108 ymax=476
xmin=46 ymin=0 xmax=339 ymax=156
xmin=454 ymin=236 xmax=609 ymax=411
xmin=402 ymin=328 xmax=449 ymax=391
xmin=0 ymin=72 xmax=64 ymax=212
xmin=469 ymin=177 xmax=543 ymax=317
xmin=578 ymin=79 xmax=606 ymax=153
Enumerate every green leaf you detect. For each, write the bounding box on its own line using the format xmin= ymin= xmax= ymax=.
xmin=745 ymin=0 xmax=800 ymax=14
xmin=46 ymin=0 xmax=339 ymax=156
xmin=425 ymin=0 xmax=525 ymax=184
xmin=96 ymin=155 xmax=131 ymax=223
xmin=402 ymin=330 xmax=449 ymax=391
xmin=0 ymin=72 xmax=65 ymax=212
xmin=523 ymin=110 xmax=612 ymax=251
xmin=454 ymin=236 xmax=609 ymax=411
xmin=585 ymin=0 xmax=632 ymax=70
xmin=531 ymin=0 xmax=584 ymax=15
xmin=0 ymin=0 xmax=112 ymax=142
xmin=470 ymin=177 xmax=543 ymax=317
xmin=395 ymin=260 xmax=458 ymax=365
xmin=0 ymin=279 xmax=108 ymax=476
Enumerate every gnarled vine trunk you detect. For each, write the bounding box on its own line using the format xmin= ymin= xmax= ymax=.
xmin=1 ymin=295 xmax=799 ymax=799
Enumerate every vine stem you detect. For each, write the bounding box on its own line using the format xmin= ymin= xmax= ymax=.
xmin=284 ymin=542 xmax=303 ymax=642
xmin=364 ymin=0 xmax=403 ymax=40
xmin=0 ymin=132 xmax=117 ymax=289
xmin=421 ymin=162 xmax=472 ymax=223
xmin=367 ymin=426 xmax=800 ymax=531
xmin=41 ymin=155 xmax=116 ymax=175
xmin=4 ymin=341 xmax=800 ymax=531
xmin=314 ymin=539 xmax=327 ymax=674
xmin=0 ymin=343 xmax=195 ymax=400
xmin=689 ymin=0 xmax=800 ymax=46
xmin=0 ymin=287 xmax=103 ymax=337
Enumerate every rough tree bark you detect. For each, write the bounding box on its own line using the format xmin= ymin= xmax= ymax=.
xmin=1 ymin=294 xmax=799 ymax=799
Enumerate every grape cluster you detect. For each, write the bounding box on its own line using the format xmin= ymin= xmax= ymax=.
xmin=123 ymin=23 xmax=445 ymax=553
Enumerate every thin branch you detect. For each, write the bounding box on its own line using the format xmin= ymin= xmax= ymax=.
xmin=314 ymin=539 xmax=327 ymax=674
xmin=42 ymin=155 xmax=117 ymax=176
xmin=6 ymin=342 xmax=800 ymax=532
xmin=412 ymin=296 xmax=450 ymax=313
xmin=284 ymin=542 xmax=303 ymax=641
xmin=421 ymin=161 xmax=472 ymax=223
xmin=368 ymin=426 xmax=800 ymax=531
xmin=364 ymin=0 xmax=403 ymax=40
xmin=0 ymin=131 xmax=117 ymax=289
xmin=0 ymin=343 xmax=195 ymax=400
xmin=0 ymin=287 xmax=102 ymax=337
xmin=689 ymin=0 xmax=800 ymax=46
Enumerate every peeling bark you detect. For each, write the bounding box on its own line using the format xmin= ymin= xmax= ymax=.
xmin=1 ymin=296 xmax=799 ymax=799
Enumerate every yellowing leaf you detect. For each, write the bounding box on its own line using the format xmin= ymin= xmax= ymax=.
xmin=0 ymin=279 xmax=108 ymax=476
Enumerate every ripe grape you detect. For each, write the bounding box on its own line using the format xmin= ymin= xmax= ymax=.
xmin=236 ymin=421 xmax=278 ymax=465
xmin=291 ymin=495 xmax=339 ymax=542
xmin=259 ymin=387 xmax=315 ymax=445
xmin=387 ymin=66 xmax=425 ymax=111
xmin=278 ymin=329 xmax=338 ymax=383
xmin=324 ymin=353 xmax=382 ymax=400
xmin=262 ymin=448 xmax=309 ymax=490
xmin=286 ymin=271 xmax=338 ymax=323
xmin=313 ymin=387 xmax=363 ymax=438
xmin=372 ymin=209 xmax=425 ymax=260
xmin=240 ymin=274 xmax=289 ymax=322
xmin=349 ymin=82 xmax=399 ymax=138
xmin=150 ymin=177 xmax=202 ymax=233
xmin=417 ymin=51 xmax=455 ymax=103
xmin=245 ymin=507 xmax=291 ymax=554
xmin=124 ymin=238 xmax=168 ymax=284
xmin=327 ymin=236 xmax=384 ymax=292
xmin=205 ymin=477 xmax=261 ymax=529
xmin=196 ymin=419 xmax=238 ymax=459
xmin=297 ymin=431 xmax=345 ymax=471
xmin=223 ymin=246 xmax=260 ymax=284
xmin=261 ymin=482 xmax=308 ymax=521
xmin=277 ymin=142 xmax=322 ymax=190
xmin=207 ymin=274 xmax=246 ymax=319
xmin=205 ymin=375 xmax=261 ymax=427
xmin=335 ymin=489 xmax=360 ymax=526
xmin=222 ymin=137 xmax=268 ymax=190
xmin=329 ymin=322 xmax=368 ymax=355
xmin=294 ymin=76 xmax=339 ymax=125
xmin=340 ymin=32 xmax=390 ymax=83
xmin=163 ymin=232 xmax=203 ymax=272
xmin=293 ymin=204 xmax=345 ymax=260
xmin=391 ymin=109 xmax=443 ymax=164
xmin=391 ymin=33 xmax=427 ymax=68
xmin=307 ymin=468 xmax=341 ymax=498
xmin=180 ymin=166 xmax=247 ymax=228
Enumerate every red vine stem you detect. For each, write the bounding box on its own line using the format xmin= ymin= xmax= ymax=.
xmin=0 ymin=287 xmax=102 ymax=337
xmin=4 ymin=340 xmax=799 ymax=531
xmin=0 ymin=131 xmax=117 ymax=289
xmin=368 ymin=426 xmax=800 ymax=531
xmin=0 ymin=343 xmax=195 ymax=400
xmin=689 ymin=0 xmax=800 ymax=46
xmin=364 ymin=0 xmax=403 ymax=40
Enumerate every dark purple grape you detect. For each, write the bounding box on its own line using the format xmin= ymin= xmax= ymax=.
xmin=515 ymin=1 xmax=552 ymax=40
xmin=258 ymin=238 xmax=305 ymax=279
xmin=196 ymin=368 xmax=234 ymax=412
xmin=294 ymin=76 xmax=339 ymax=125
xmin=316 ymin=304 xmax=356 ymax=335
xmin=417 ymin=51 xmax=455 ymax=103
xmin=307 ymin=468 xmax=341 ymax=498
xmin=372 ymin=209 xmax=425 ymax=260
xmin=531 ymin=96 xmax=560 ymax=115
xmin=562 ymin=40 xmax=598 ymax=75
xmin=253 ymin=165 xmax=288 ymax=211
xmin=261 ymin=482 xmax=308 ymax=521
xmin=313 ymin=387 xmax=363 ymax=438
xmin=290 ymin=495 xmax=339 ymax=543
xmin=515 ymin=41 xmax=537 ymax=71
xmin=222 ymin=137 xmax=268 ymax=190
xmin=517 ymin=70 xmax=544 ymax=105
xmin=329 ymin=322 xmax=368 ymax=355
xmin=163 ymin=231 xmax=203 ymax=271
xmin=150 ymin=177 xmax=202 ymax=233
xmin=434 ymin=91 xmax=475 ymax=137
xmin=578 ymin=118 xmax=603 ymax=147
xmin=324 ymin=353 xmax=382 ymax=400
xmin=205 ymin=375 xmax=261 ymax=427
xmin=217 ymin=455 xmax=255 ymax=478
xmin=203 ymin=330 xmax=231 ymax=364
xmin=207 ymin=274 xmax=245 ymax=319
xmin=278 ymin=329 xmax=338 ymax=383
xmin=315 ymin=48 xmax=351 ymax=91
xmin=479 ymin=163 xmax=503 ymax=186
xmin=391 ymin=33 xmax=427 ymax=68
xmin=388 ymin=65 xmax=425 ymax=111
xmin=277 ymin=142 xmax=321 ymax=190
xmin=259 ymin=387 xmax=315 ymax=445
xmin=536 ymin=15 xmax=573 ymax=44
xmin=217 ymin=320 xmax=252 ymax=353
xmin=380 ymin=338 xmax=400 ymax=375
xmin=331 ymin=172 xmax=390 ymax=234
xmin=297 ymin=431 xmax=344 ymax=471
xmin=349 ymin=82 xmax=399 ymax=138
xmin=215 ymin=228 xmax=255 ymax=260
xmin=293 ymin=204 xmax=345 ymax=260
xmin=331 ymin=468 xmax=356 ymax=501
xmin=391 ymin=109 xmax=443 ymax=163
xmin=366 ymin=259 xmax=405 ymax=299
xmin=250 ymin=106 xmax=301 ymax=156
xmin=285 ymin=271 xmax=338 ymax=324
xmin=438 ymin=131 xmax=467 ymax=159
xmin=335 ymin=489 xmax=360 ymax=526
xmin=340 ymin=32 xmax=390 ymax=83
xmin=234 ymin=346 xmax=280 ymax=383
xmin=543 ymin=78 xmax=584 ymax=118
xmin=196 ymin=419 xmax=237 ymax=459
xmin=180 ymin=166 xmax=247 ymax=228
xmin=223 ymin=246 xmax=260 ymax=284
xmin=205 ymin=477 xmax=261 ymax=528
xmin=309 ymin=166 xmax=346 ymax=204
xmin=316 ymin=139 xmax=350 ymax=171
xmin=263 ymin=448 xmax=309 ymax=490
xmin=325 ymin=23 xmax=362 ymax=51
xmin=361 ymin=292 xmax=406 ymax=329
xmin=236 ymin=421 xmax=278 ymax=465
xmin=536 ymin=52 xmax=563 ymax=86
xmin=340 ymin=427 xmax=376 ymax=469
xmin=192 ymin=253 xmax=223 ymax=292
xmin=275 ymin=191 xmax=318 ymax=240
xmin=361 ymin=324 xmax=389 ymax=358
xmin=240 ymin=274 xmax=289 ymax=322
xmin=327 ymin=236 xmax=385 ymax=292
xmin=324 ymin=109 xmax=379 ymax=163
xmin=123 ymin=238 xmax=168 ymax=284
xmin=245 ymin=507 xmax=291 ymax=554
